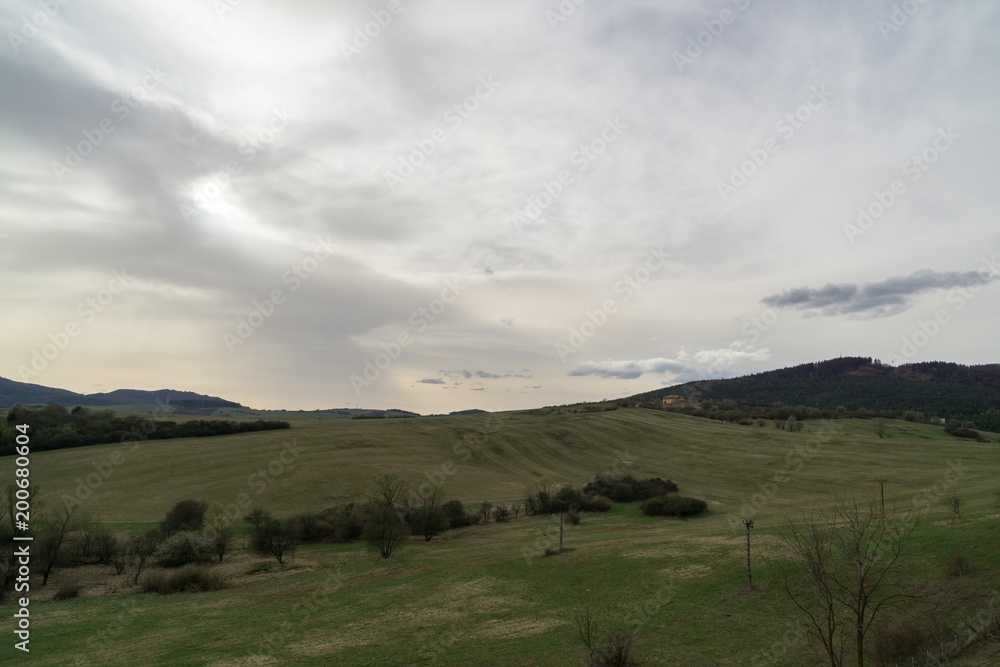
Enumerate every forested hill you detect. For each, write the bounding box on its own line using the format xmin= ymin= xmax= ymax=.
xmin=629 ymin=357 xmax=1000 ymax=430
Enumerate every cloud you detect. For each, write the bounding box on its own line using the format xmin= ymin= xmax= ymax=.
xmin=762 ymin=269 xmax=999 ymax=318
xmin=568 ymin=358 xmax=691 ymax=380
xmin=439 ymin=369 xmax=531 ymax=380
xmin=416 ymin=378 xmax=445 ymax=385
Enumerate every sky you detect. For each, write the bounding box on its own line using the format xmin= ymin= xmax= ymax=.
xmin=1 ymin=0 xmax=998 ymax=414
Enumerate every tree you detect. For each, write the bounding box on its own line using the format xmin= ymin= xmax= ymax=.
xmin=873 ymin=419 xmax=888 ymax=439
xmin=363 ymin=504 xmax=408 ymax=558
xmin=257 ymin=517 xmax=297 ymax=564
xmin=130 ymin=531 xmax=160 ymax=585
xmin=945 ymin=495 xmax=963 ymax=521
xmin=442 ymin=500 xmax=466 ymax=529
xmin=369 ymin=472 xmax=408 ymax=508
xmin=408 ymin=505 xmax=448 ymax=541
xmin=160 ymin=499 xmax=208 ymax=537
xmin=479 ymin=501 xmax=493 ymax=524
xmin=37 ymin=505 xmax=78 ymax=585
xmin=205 ymin=504 xmax=234 ymax=562
xmin=778 ymin=497 xmax=917 ymax=667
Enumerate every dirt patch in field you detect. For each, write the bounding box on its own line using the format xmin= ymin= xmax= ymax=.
xmin=472 ymin=616 xmax=568 ymax=640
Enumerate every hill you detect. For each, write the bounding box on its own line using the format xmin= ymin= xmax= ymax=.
xmin=629 ymin=357 xmax=1000 ymax=430
xmin=0 ymin=376 xmax=244 ymax=411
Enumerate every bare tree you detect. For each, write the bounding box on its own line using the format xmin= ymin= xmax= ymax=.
xmin=873 ymin=419 xmax=888 ymax=439
xmin=363 ymin=505 xmax=408 ymax=558
xmin=205 ymin=504 xmax=234 ymax=562
xmin=38 ymin=505 xmax=78 ymax=585
xmin=945 ymin=495 xmax=963 ymax=521
xmin=258 ymin=517 xmax=297 ymax=564
xmin=778 ymin=497 xmax=918 ymax=667
xmin=369 ymin=472 xmax=408 ymax=508
xmin=129 ymin=532 xmax=159 ymax=585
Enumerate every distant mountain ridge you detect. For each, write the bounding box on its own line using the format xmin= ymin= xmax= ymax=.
xmin=0 ymin=376 xmax=243 ymax=410
xmin=628 ymin=357 xmax=1000 ymax=429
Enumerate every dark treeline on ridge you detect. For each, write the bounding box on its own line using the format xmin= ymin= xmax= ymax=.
xmin=628 ymin=357 xmax=1000 ymax=432
xmin=0 ymin=403 xmax=290 ymax=456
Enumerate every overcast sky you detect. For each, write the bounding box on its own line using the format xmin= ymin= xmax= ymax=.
xmin=1 ymin=0 xmax=998 ymax=413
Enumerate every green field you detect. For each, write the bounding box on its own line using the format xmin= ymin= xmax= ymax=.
xmin=2 ymin=408 xmax=999 ymax=665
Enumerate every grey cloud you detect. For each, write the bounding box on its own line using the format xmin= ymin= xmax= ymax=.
xmin=762 ymin=269 xmax=998 ymax=318
xmin=417 ymin=378 xmax=445 ymax=384
xmin=569 ymin=358 xmax=691 ymax=380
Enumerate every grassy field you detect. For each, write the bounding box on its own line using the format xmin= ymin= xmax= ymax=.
xmin=2 ymin=408 xmax=999 ymax=665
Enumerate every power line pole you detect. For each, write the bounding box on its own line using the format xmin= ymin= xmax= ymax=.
xmin=742 ymin=519 xmax=754 ymax=588
xmin=874 ymin=478 xmax=888 ymax=517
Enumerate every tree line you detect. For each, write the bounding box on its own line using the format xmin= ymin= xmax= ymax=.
xmin=0 ymin=403 xmax=290 ymax=455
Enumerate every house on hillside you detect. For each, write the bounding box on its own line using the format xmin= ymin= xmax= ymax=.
xmin=661 ymin=394 xmax=684 ymax=406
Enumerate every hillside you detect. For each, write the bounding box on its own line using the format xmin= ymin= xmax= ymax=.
xmin=1 ymin=408 xmax=998 ymax=666
xmin=0 ymin=376 xmax=243 ymax=411
xmin=629 ymin=357 xmax=1000 ymax=430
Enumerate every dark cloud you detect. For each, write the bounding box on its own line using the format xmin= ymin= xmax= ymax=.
xmin=416 ymin=378 xmax=445 ymax=384
xmin=762 ymin=269 xmax=999 ymax=318
xmin=569 ymin=358 xmax=691 ymax=380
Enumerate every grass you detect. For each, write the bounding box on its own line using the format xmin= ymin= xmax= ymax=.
xmin=2 ymin=409 xmax=999 ymax=665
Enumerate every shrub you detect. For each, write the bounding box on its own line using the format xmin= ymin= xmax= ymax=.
xmin=322 ymin=504 xmax=364 ymax=542
xmin=407 ymin=505 xmax=448 ymax=541
xmin=53 ymin=581 xmax=82 ymax=600
xmin=141 ymin=565 xmax=227 ymax=594
xmin=873 ymin=621 xmax=937 ymax=665
xmin=582 ymin=475 xmax=677 ymax=502
xmin=363 ymin=504 xmax=408 ymax=558
xmin=947 ymin=550 xmax=975 ymax=577
xmin=640 ymin=494 xmax=708 ymax=518
xmin=442 ymin=500 xmax=467 ymax=529
xmin=155 ymin=531 xmax=214 ymax=568
xmin=161 ymin=500 xmax=208 ymax=537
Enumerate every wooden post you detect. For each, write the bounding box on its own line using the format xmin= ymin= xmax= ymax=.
xmin=742 ymin=519 xmax=754 ymax=588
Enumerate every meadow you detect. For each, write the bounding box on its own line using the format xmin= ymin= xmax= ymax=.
xmin=2 ymin=407 xmax=999 ymax=665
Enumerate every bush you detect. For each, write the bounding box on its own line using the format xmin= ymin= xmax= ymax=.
xmin=874 ymin=621 xmax=937 ymax=665
xmin=141 ymin=565 xmax=227 ymax=594
xmin=582 ymin=475 xmax=677 ymax=502
xmin=154 ymin=531 xmax=214 ymax=568
xmin=161 ymin=500 xmax=208 ymax=537
xmin=947 ymin=550 xmax=975 ymax=577
xmin=406 ymin=505 xmax=448 ymax=541
xmin=442 ymin=500 xmax=468 ymax=529
xmin=53 ymin=581 xmax=82 ymax=600
xmin=640 ymin=494 xmax=708 ymax=518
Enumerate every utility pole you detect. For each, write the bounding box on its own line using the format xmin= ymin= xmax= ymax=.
xmin=559 ymin=501 xmax=564 ymax=553
xmin=875 ymin=478 xmax=888 ymax=517
xmin=742 ymin=519 xmax=754 ymax=588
